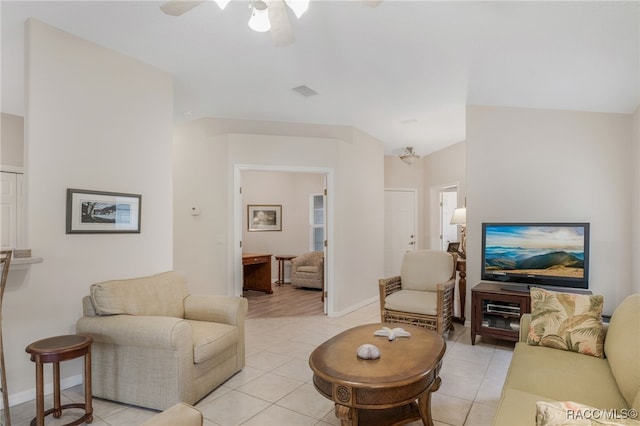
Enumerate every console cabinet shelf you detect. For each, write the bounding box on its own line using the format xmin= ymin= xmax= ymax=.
xmin=471 ymin=282 xmax=531 ymax=344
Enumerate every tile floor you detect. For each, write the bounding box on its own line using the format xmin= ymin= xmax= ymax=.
xmin=5 ymin=301 xmax=514 ymax=426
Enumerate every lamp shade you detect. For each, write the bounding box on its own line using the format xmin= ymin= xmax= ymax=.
xmin=450 ymin=208 xmax=466 ymax=225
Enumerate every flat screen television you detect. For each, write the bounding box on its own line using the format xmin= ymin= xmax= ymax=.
xmin=481 ymin=222 xmax=590 ymax=290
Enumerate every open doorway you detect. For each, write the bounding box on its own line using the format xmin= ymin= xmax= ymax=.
xmin=429 ymin=183 xmax=460 ymax=250
xmin=233 ymin=165 xmax=333 ymax=317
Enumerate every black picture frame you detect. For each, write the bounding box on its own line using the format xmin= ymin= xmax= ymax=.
xmin=447 ymin=242 xmax=460 ymax=253
xmin=66 ymin=188 xmax=141 ymax=234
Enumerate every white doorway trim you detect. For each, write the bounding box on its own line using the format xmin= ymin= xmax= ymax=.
xmin=429 ymin=181 xmax=461 ymax=250
xmin=233 ymin=164 xmax=335 ymax=316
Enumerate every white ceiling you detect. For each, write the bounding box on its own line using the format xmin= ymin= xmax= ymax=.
xmin=2 ymin=1 xmax=639 ymax=156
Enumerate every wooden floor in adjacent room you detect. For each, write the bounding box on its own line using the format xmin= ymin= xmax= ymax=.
xmin=244 ymin=283 xmax=324 ymax=318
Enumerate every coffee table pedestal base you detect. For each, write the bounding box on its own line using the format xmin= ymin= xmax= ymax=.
xmin=333 ymin=377 xmax=441 ymax=426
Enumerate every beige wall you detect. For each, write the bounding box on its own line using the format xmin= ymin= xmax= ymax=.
xmin=4 ymin=19 xmax=173 ymax=403
xmin=173 ymin=121 xmax=384 ymax=315
xmin=467 ymin=105 xmax=633 ymax=316
xmin=424 ymin=141 xmax=466 ymax=249
xmin=1 ymin=113 xmax=24 ymax=168
xmin=242 ymin=170 xmax=324 ymax=280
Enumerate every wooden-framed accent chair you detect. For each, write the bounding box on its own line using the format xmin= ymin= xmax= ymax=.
xmin=379 ymin=249 xmax=456 ymax=335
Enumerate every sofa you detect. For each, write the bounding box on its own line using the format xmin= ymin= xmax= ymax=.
xmin=493 ymin=293 xmax=640 ymax=426
xmin=76 ymin=271 xmax=248 ymax=410
xmin=291 ymin=251 xmax=324 ymax=290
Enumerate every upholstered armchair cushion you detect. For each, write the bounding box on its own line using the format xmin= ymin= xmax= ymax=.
xmin=141 ymin=403 xmax=203 ymax=426
xmin=383 ymin=290 xmax=438 ymax=316
xmin=90 ymin=271 xmax=188 ymax=317
xmin=401 ymin=250 xmax=455 ymax=292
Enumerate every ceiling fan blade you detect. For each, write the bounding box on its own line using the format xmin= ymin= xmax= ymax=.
xmin=160 ymin=0 xmax=205 ymax=16
xmin=362 ymin=0 xmax=383 ymax=7
xmin=268 ymin=0 xmax=295 ymax=47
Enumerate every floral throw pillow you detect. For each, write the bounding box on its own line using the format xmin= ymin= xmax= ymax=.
xmin=528 ymin=287 xmax=605 ymax=358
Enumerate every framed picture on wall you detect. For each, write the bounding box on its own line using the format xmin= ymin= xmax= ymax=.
xmin=66 ymin=188 xmax=141 ymax=234
xmin=247 ymin=205 xmax=282 ymax=232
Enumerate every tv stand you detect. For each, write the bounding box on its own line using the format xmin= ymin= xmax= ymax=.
xmin=471 ymin=282 xmax=531 ymax=344
xmin=500 ymin=284 xmax=530 ymax=293
xmin=499 ymin=283 xmax=592 ymax=295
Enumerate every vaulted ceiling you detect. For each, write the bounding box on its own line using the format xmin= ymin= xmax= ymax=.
xmin=2 ymin=1 xmax=638 ymax=156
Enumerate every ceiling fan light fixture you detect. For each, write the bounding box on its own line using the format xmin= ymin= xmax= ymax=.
xmin=399 ymin=146 xmax=420 ymax=165
xmin=285 ymin=0 xmax=310 ymax=19
xmin=213 ymin=0 xmax=232 ymax=10
xmin=248 ymin=1 xmax=271 ymax=32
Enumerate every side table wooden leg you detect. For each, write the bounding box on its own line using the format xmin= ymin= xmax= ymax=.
xmin=335 ymin=404 xmax=357 ymax=426
xmin=85 ymin=350 xmax=93 ymax=423
xmin=417 ymin=376 xmax=441 ymax=426
xmin=52 ymin=362 xmax=61 ymax=418
xmin=35 ymin=360 xmax=44 ymax=426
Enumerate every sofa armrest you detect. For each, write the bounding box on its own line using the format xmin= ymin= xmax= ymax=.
xmin=76 ymin=315 xmax=192 ymax=349
xmin=183 ymin=294 xmax=248 ymax=326
xmin=519 ymin=313 xmax=531 ymax=342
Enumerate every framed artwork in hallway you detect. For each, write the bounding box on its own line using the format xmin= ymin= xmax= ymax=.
xmin=247 ymin=204 xmax=282 ymax=231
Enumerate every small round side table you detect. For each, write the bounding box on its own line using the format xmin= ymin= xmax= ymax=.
xmin=275 ymin=255 xmax=296 ymax=286
xmin=25 ymin=335 xmax=93 ymax=426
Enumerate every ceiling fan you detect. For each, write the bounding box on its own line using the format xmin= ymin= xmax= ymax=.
xmin=160 ymin=0 xmax=383 ymax=47
xmin=161 ymin=0 xmax=306 ymax=47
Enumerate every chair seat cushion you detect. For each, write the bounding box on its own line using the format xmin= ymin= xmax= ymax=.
xmin=384 ymin=290 xmax=437 ymax=316
xmin=187 ymin=320 xmax=239 ymax=364
xmin=297 ymin=266 xmax=319 ymax=274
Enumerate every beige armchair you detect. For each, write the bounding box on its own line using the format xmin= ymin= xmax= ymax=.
xmin=76 ymin=271 xmax=248 ymax=411
xmin=291 ymin=251 xmax=324 ymax=299
xmin=379 ymin=250 xmax=456 ymax=335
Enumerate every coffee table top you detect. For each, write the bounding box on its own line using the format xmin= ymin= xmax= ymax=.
xmin=309 ymin=323 xmax=445 ymax=386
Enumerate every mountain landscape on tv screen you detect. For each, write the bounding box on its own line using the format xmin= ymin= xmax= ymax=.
xmin=485 ymin=247 xmax=584 ymax=278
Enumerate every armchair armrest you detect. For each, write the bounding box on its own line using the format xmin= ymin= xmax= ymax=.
xmin=183 ymin=294 xmax=248 ymax=326
xmin=379 ymin=276 xmax=402 ymax=302
xmin=76 ymin=315 xmax=192 ymax=349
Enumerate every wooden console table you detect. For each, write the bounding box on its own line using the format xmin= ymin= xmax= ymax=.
xmin=242 ymin=253 xmax=273 ymax=294
xmin=455 ymin=258 xmax=466 ymax=324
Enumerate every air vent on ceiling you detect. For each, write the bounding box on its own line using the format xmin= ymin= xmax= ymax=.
xmin=292 ymin=85 xmax=318 ymax=97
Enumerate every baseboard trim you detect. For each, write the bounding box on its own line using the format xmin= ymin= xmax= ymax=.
xmin=329 ymin=295 xmax=379 ymax=317
xmin=2 ymin=374 xmax=82 ymax=409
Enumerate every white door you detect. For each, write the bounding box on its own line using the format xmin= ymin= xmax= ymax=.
xmin=384 ymin=190 xmax=417 ymax=277
xmin=1 ymin=172 xmax=18 ymax=249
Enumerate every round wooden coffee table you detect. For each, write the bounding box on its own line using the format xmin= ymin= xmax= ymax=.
xmin=309 ymin=323 xmax=445 ymax=426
